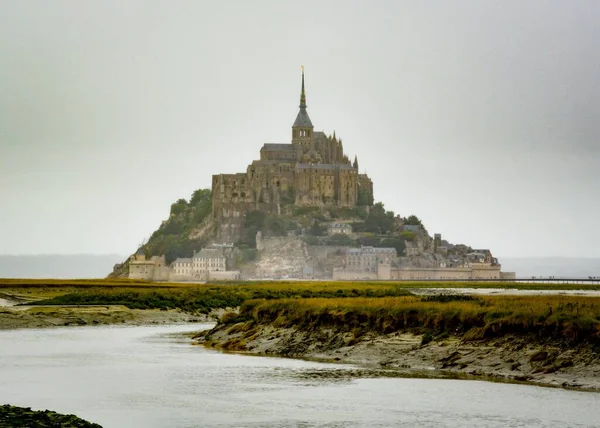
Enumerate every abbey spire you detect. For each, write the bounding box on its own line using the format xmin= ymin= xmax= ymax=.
xmin=299 ymin=66 xmax=307 ymax=109
xmin=292 ymin=67 xmax=314 ymax=148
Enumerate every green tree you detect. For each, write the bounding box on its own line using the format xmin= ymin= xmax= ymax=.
xmin=357 ymin=188 xmax=374 ymax=206
xmin=357 ymin=235 xmax=380 ymax=247
xmin=309 ymin=220 xmax=326 ymax=236
xmin=238 ymin=211 xmax=266 ymax=248
xmin=303 ymin=236 xmax=321 ymax=245
xmin=326 ymin=234 xmax=355 ymax=246
xmin=404 ymin=215 xmax=423 ymax=227
xmin=364 ymin=202 xmax=395 ymax=234
xmin=190 ymin=189 xmax=211 ymax=205
xmin=379 ymin=237 xmax=406 ymax=255
xmin=264 ymin=215 xmax=285 ymax=236
xmin=244 ymin=211 xmax=266 ymax=229
xmin=399 ymin=231 xmax=416 ymax=241
xmin=170 ymin=198 xmax=188 ymax=216
xmin=162 ymin=220 xmax=183 ymax=235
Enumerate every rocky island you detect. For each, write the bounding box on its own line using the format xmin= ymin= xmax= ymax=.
xmin=93 ymin=71 xmax=600 ymax=393
xmin=110 ymin=70 xmax=515 ymax=283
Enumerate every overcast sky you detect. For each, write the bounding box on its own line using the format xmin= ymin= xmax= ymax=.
xmin=1 ymin=1 xmax=599 ymax=258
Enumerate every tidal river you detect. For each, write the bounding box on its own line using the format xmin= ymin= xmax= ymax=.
xmin=0 ymin=325 xmax=597 ymax=428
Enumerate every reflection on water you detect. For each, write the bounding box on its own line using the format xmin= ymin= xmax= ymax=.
xmin=0 ymin=324 xmax=597 ymax=428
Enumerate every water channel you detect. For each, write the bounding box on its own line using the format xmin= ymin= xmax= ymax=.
xmin=0 ymin=324 xmax=598 ymax=427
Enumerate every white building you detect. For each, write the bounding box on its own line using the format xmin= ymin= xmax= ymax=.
xmin=327 ymin=223 xmax=353 ymax=236
xmin=171 ymin=248 xmax=228 ymax=280
xmin=172 ymin=257 xmax=193 ymax=277
xmin=129 ymin=247 xmax=236 ymax=282
xmin=192 ymin=248 xmax=226 ymax=276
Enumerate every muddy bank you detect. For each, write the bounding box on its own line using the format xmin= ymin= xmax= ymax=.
xmin=410 ymin=287 xmax=600 ymax=297
xmin=198 ymin=322 xmax=600 ymax=392
xmin=0 ymin=305 xmax=224 ymax=330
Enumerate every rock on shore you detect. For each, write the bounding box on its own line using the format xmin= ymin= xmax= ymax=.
xmin=198 ymin=321 xmax=600 ymax=392
xmin=0 ymin=404 xmax=102 ymax=427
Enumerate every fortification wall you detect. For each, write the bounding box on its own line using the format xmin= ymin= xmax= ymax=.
xmin=333 ymin=268 xmax=378 ymax=280
xmin=390 ymin=267 xmax=473 ymax=280
xmin=209 ymin=271 xmax=241 ymax=281
xmin=128 ymin=263 xmax=154 ymax=280
xmin=471 ymin=264 xmax=502 ymax=279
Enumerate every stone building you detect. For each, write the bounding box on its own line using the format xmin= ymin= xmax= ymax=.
xmin=333 ymin=246 xmax=397 ymax=279
xmin=327 ymin=223 xmax=353 ymax=236
xmin=171 ymin=248 xmax=227 ymax=281
xmin=128 ymin=249 xmax=169 ymax=280
xmin=172 ymin=257 xmax=192 ymax=277
xmin=192 ymin=248 xmax=226 ymax=276
xmin=130 ymin=246 xmax=237 ymax=282
xmin=212 ymin=70 xmax=374 ymax=242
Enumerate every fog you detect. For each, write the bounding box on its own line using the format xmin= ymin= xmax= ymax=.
xmin=1 ymin=1 xmax=599 ymax=257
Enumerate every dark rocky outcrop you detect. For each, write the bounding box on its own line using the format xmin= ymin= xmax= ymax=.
xmin=0 ymin=404 xmax=102 ymax=428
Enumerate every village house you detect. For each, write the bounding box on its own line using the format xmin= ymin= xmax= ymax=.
xmin=129 ymin=246 xmax=239 ymax=281
xmin=327 ymin=223 xmax=353 ymax=236
xmin=333 ymin=246 xmax=397 ymax=280
xmin=171 ymin=257 xmax=192 ymax=277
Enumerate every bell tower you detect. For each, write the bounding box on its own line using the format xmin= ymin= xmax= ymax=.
xmin=292 ymin=67 xmax=314 ymax=153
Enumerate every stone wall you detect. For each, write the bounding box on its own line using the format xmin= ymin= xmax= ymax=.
xmin=209 ymin=271 xmax=241 ymax=281
xmin=471 ymin=263 xmax=502 ymax=279
xmin=332 ymin=268 xmax=378 ymax=280
xmin=389 ymin=264 xmax=503 ymax=280
xmin=246 ymin=235 xmax=312 ymax=279
xmin=390 ymin=267 xmax=473 ymax=280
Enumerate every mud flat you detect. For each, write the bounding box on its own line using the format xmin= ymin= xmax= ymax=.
xmin=196 ymin=295 xmax=600 ymax=392
xmin=411 ymin=287 xmax=600 ymax=297
xmin=201 ymin=324 xmax=599 ymax=391
xmin=0 ymin=305 xmax=215 ymax=330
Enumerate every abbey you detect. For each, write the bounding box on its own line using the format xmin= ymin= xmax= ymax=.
xmin=212 ymin=71 xmax=374 ymax=241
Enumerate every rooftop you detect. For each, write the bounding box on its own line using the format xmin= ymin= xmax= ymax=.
xmin=261 ymin=143 xmax=297 ymax=151
xmin=347 ymin=246 xmax=397 ymax=255
xmin=293 ymin=108 xmax=313 ymax=128
xmin=296 ymin=163 xmax=354 ymax=170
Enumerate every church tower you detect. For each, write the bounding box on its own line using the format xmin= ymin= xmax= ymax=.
xmin=292 ymin=67 xmax=314 ymax=152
